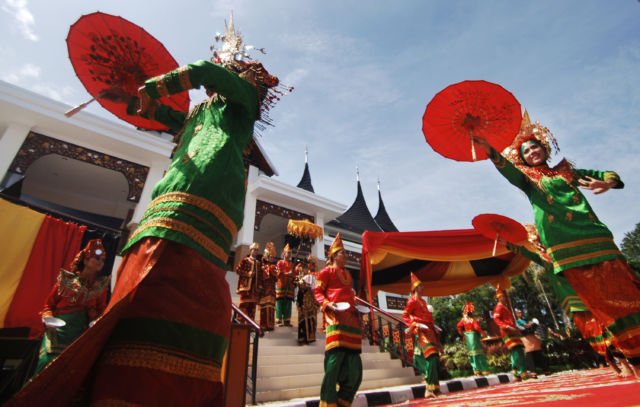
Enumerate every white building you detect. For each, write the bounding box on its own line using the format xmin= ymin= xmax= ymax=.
xmin=0 ymin=80 xmax=399 ymax=283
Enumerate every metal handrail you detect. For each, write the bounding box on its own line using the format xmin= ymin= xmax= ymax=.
xmin=230 ymin=304 xmax=261 ymax=405
xmin=354 ymin=296 xmax=413 ymax=368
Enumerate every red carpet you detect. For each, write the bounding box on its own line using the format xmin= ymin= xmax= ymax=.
xmin=403 ymin=368 xmax=640 ymax=407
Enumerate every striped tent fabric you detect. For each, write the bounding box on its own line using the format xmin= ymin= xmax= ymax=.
xmin=360 ymin=229 xmax=531 ymax=299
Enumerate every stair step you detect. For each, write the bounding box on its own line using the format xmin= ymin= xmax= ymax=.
xmin=256 ymin=367 xmax=416 ymax=392
xmin=256 ymin=356 xmax=406 ymax=377
xmin=254 ymin=374 xmax=423 ymax=403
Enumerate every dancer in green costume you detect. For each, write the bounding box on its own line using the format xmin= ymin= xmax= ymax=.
xmin=456 ymin=302 xmax=490 ymax=376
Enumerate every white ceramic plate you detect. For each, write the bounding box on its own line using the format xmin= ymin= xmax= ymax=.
xmin=416 ymin=323 xmax=429 ymax=330
xmin=43 ymin=316 xmax=66 ymax=328
xmin=355 ymin=305 xmax=370 ymax=313
xmin=333 ymin=302 xmax=350 ymax=311
xmin=302 ymin=274 xmax=316 ymax=285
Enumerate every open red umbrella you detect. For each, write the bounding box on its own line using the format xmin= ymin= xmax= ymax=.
xmin=472 ymin=213 xmax=528 ymax=256
xmin=422 ymin=80 xmax=521 ymax=162
xmin=66 ymin=12 xmax=189 ymax=131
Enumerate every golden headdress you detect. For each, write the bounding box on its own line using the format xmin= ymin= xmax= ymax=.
xmin=210 ymin=13 xmax=292 ymax=134
xmin=495 ymin=285 xmax=506 ymax=299
xmin=328 ymin=233 xmax=345 ymax=259
xmin=282 ymin=243 xmax=292 ymax=254
xmin=249 ymin=242 xmax=260 ymax=250
xmin=410 ymin=272 xmax=422 ymax=292
xmin=502 ymin=110 xmax=559 ymax=166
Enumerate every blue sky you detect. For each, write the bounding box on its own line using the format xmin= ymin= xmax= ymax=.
xmin=1 ymin=1 xmax=639 ymax=244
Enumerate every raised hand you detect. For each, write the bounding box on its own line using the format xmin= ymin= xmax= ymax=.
xmin=578 ymin=176 xmax=615 ymax=195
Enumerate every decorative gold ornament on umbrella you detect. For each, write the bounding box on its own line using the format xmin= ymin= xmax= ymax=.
xmin=287 ymin=219 xmax=323 ymax=240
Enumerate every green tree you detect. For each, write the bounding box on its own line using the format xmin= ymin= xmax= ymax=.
xmin=621 ymin=222 xmax=640 ymax=273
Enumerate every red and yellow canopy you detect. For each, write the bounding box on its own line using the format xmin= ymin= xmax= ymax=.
xmin=360 ymin=229 xmax=531 ymax=301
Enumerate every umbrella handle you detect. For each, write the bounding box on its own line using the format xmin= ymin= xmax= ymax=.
xmin=492 ymin=232 xmax=500 ymax=257
xmin=64 ymin=97 xmax=96 ymax=118
xmin=468 ymin=130 xmax=477 ymax=161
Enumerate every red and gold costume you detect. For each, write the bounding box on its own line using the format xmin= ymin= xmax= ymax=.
xmin=456 ymin=302 xmax=489 ymax=375
xmin=314 ymin=234 xmax=362 ymax=407
xmin=402 ymin=273 xmax=440 ymax=394
xmin=296 ymin=259 xmax=318 ymax=344
xmin=493 ymin=288 xmax=527 ymax=377
xmin=275 ymin=244 xmax=295 ymax=326
xmin=235 ymin=243 xmax=261 ymax=320
xmin=35 ymin=239 xmax=109 ymax=374
xmin=259 ymin=242 xmax=277 ymax=331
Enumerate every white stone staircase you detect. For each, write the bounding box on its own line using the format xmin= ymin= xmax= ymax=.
xmin=252 ymin=323 xmax=423 ymax=404
xmin=226 ymin=272 xmax=423 ymax=404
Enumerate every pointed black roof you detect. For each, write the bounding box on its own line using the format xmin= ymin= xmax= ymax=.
xmin=374 ymin=189 xmax=399 ymax=232
xmin=327 ymin=181 xmax=382 ymax=234
xmin=296 ymin=162 xmax=315 ymax=193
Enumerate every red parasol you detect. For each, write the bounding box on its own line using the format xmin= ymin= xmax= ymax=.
xmin=422 ymin=80 xmax=521 ymax=162
xmin=66 ymin=12 xmax=189 ymax=131
xmin=472 ymin=213 xmax=528 ymax=256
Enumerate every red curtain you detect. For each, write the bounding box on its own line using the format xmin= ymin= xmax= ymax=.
xmin=3 ymin=216 xmax=86 ymax=337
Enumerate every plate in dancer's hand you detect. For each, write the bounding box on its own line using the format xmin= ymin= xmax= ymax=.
xmin=43 ymin=316 xmax=66 ymax=328
xmin=333 ymin=302 xmax=350 ymax=311
xmin=355 ymin=305 xmax=370 ymax=313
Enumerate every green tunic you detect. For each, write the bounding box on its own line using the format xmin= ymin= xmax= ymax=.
xmin=122 ymin=60 xmax=259 ymax=269
xmin=488 ymin=147 xmax=624 ymax=274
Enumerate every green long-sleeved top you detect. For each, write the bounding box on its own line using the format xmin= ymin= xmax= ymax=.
xmin=487 ymin=146 xmax=624 ymax=274
xmin=122 ymin=60 xmax=259 ymax=269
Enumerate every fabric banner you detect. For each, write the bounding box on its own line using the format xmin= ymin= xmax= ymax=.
xmin=360 ymin=229 xmax=531 ymax=301
xmin=0 ymin=199 xmax=46 ymax=326
xmin=4 ymin=215 xmax=86 ymax=337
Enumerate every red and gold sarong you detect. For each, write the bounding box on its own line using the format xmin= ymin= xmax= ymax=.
xmin=564 ymin=259 xmax=640 ymax=360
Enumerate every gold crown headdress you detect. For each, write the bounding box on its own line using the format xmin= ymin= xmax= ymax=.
xmin=210 ymin=13 xmax=293 ymax=135
xmin=328 ymin=233 xmax=345 ymax=259
xmin=410 ymin=272 xmax=422 ymax=292
xmin=502 ymin=110 xmax=559 ymax=166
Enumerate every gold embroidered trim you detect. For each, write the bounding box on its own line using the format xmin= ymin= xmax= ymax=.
xmin=155 ymin=78 xmax=170 ymax=97
xmin=548 ymin=237 xmax=615 ymax=254
xmin=131 ymin=217 xmax=228 ymax=262
xmin=553 ymin=249 xmax=621 ymax=267
xmin=101 ymin=347 xmax=221 ymax=382
xmin=140 ymin=205 xmax=231 ymax=246
xmin=177 ymin=66 xmax=192 ymax=90
xmin=148 ymin=192 xmax=238 ymax=236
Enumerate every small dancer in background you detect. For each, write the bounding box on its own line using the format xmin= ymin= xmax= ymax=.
xmin=35 ymin=239 xmax=109 ymax=374
xmin=403 ymin=273 xmax=441 ymax=397
xmin=456 ymin=301 xmax=490 ymax=376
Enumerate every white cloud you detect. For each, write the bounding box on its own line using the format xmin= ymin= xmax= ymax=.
xmin=2 ymin=63 xmax=73 ymax=102
xmin=2 ymin=0 xmax=38 ymax=41
xmin=2 ymin=62 xmax=40 ymax=84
